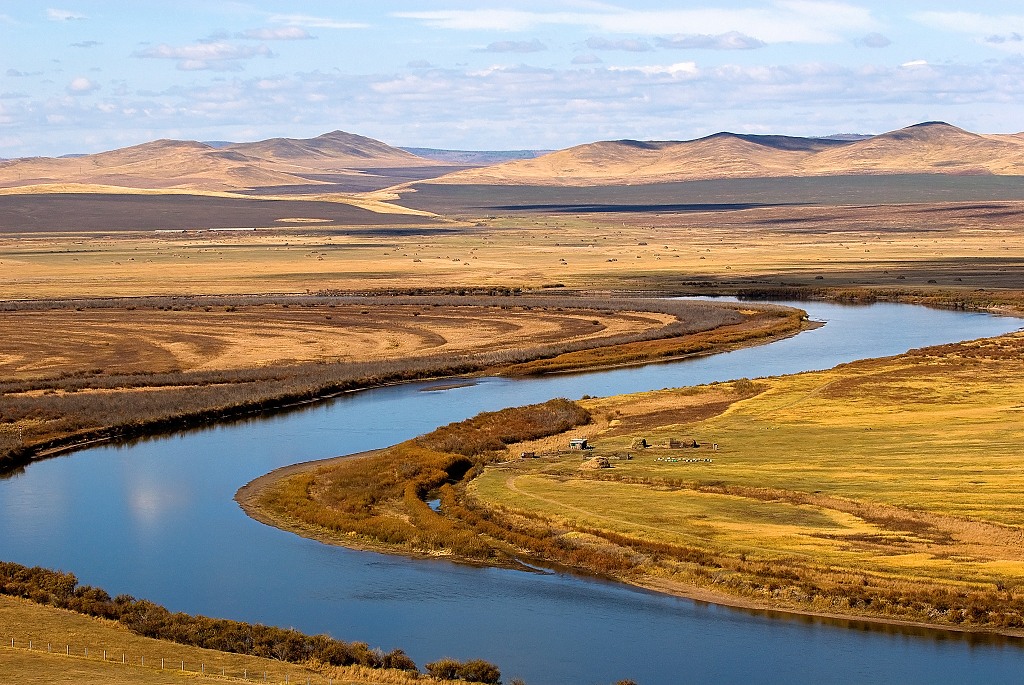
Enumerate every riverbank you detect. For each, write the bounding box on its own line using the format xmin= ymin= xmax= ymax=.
xmin=0 ymin=296 xmax=800 ymax=475
xmin=0 ymin=593 xmax=473 ymax=685
xmin=240 ymin=321 xmax=1024 ymax=639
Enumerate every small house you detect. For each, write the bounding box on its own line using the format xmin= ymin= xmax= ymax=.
xmin=569 ymin=438 xmax=589 ymax=450
xmin=520 ymin=451 xmax=537 ymax=459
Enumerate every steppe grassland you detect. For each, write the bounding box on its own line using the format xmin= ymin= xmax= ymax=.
xmin=0 ymin=596 xmax=424 ymax=685
xmin=3 ymin=200 xmax=1024 ymax=299
xmin=471 ymin=332 xmax=1024 ymax=599
xmin=0 ymin=304 xmax=672 ymax=380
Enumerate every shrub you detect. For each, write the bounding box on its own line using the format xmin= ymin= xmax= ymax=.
xmin=458 ymin=659 xmax=502 ymax=684
xmin=426 ymin=658 xmax=462 ymax=680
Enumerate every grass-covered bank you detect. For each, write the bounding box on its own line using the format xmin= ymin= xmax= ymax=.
xmin=0 ymin=562 xmax=504 ymax=684
xmin=241 ymin=399 xmax=594 ymax=564
xmin=0 ymin=296 xmax=801 ymax=475
xmin=244 ymin=327 xmax=1024 ymax=636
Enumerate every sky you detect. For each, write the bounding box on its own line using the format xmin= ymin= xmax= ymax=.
xmin=3 ymin=1 xmax=1024 ymax=157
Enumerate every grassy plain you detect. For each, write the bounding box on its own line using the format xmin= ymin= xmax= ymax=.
xmin=3 ymin=191 xmax=1024 ymax=299
xmin=467 ymin=332 xmax=1024 ymax=629
xmin=6 ymin=172 xmax=1024 ymax=662
xmin=1 ymin=296 xmax=776 ymax=467
xmin=0 ymin=596 xmax=424 ymax=685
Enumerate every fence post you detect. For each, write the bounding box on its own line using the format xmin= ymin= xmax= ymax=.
xmin=29 ymin=640 xmax=32 ymax=650
xmin=123 ymin=653 xmax=126 ymax=664
xmin=67 ymin=645 xmax=70 ymax=655
xmin=103 ymin=650 xmax=106 ymax=661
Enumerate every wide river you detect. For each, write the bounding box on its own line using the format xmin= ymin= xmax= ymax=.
xmin=2 ymin=300 xmax=1023 ymax=685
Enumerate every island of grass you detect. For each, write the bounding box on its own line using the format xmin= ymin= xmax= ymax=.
xmin=242 ymin=328 xmax=1024 ymax=635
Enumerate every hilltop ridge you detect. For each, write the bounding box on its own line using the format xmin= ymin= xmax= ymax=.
xmin=425 ymin=122 xmax=1024 ymax=186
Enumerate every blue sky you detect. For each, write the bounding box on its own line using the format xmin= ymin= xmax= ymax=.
xmin=3 ymin=1 xmax=1024 ymax=156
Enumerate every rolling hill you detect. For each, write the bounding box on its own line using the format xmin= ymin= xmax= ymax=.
xmin=0 ymin=131 xmax=440 ymax=192
xmin=424 ymin=122 xmax=1024 ymax=186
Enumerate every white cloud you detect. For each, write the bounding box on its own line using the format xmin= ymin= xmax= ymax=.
xmin=586 ymin=37 xmax=653 ymax=52
xmin=67 ymin=77 xmax=99 ymax=94
xmin=608 ymin=61 xmax=699 ymax=76
xmin=395 ymin=2 xmax=876 ymax=44
xmin=238 ymin=27 xmax=314 ymax=41
xmin=47 ymin=8 xmax=86 ymax=21
xmin=859 ymin=32 xmax=891 ymax=48
xmin=269 ymin=14 xmax=368 ymax=30
xmin=914 ymin=11 xmax=1024 ymax=52
xmin=481 ymin=39 xmax=547 ymax=53
xmin=914 ymin=11 xmax=1024 ymax=36
xmin=135 ymin=42 xmax=272 ymax=71
xmin=657 ymin=32 xmax=765 ymax=50
xmin=901 ymin=59 xmax=928 ymax=68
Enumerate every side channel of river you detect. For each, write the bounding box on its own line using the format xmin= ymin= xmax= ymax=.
xmin=1 ymin=300 xmax=1022 ymax=685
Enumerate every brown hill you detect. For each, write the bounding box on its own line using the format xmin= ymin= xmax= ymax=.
xmin=0 ymin=131 xmax=437 ymax=192
xmin=228 ymin=130 xmax=430 ymax=171
xmin=425 ymin=122 xmax=1024 ymax=186
xmin=802 ymin=122 xmax=1024 ymax=175
xmin=0 ymin=139 xmax=317 ymax=191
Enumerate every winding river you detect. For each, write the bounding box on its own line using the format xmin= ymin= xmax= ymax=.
xmin=2 ymin=300 xmax=1023 ymax=685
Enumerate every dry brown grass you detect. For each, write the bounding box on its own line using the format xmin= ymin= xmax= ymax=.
xmin=0 ymin=301 xmax=672 ymax=381
xmin=3 ymin=195 xmax=1023 ymax=299
xmin=0 ymin=595 xmax=412 ymax=685
xmin=467 ymin=333 xmax=1024 ymax=630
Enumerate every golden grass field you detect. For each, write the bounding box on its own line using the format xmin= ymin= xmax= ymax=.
xmin=3 ymin=199 xmax=1024 ymax=299
xmin=5 ymin=168 xmax=1024 ymax=671
xmin=0 ymin=596 xmax=429 ymax=685
xmin=0 ymin=302 xmax=673 ymax=381
xmin=467 ymin=332 xmax=1024 ymax=628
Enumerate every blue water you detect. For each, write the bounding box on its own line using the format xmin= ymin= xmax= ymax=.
xmin=1 ymin=300 xmax=1022 ymax=685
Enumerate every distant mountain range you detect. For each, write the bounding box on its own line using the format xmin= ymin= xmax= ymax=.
xmin=1 ymin=122 xmax=1022 ymax=193
xmin=424 ymin=122 xmax=1024 ymax=186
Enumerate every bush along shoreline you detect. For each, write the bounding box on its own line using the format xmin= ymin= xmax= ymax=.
xmin=0 ymin=560 xmax=504 ymax=683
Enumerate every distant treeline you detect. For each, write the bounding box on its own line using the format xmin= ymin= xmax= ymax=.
xmin=0 ymin=560 xmax=502 ymax=683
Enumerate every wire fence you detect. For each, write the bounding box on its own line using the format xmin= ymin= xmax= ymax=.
xmin=2 ymin=634 xmax=349 ymax=685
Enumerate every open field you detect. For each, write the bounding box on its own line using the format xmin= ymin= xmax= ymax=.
xmin=0 ymin=299 xmax=676 ymax=380
xmin=0 ymin=595 xmax=445 ymax=685
xmin=245 ymin=327 xmax=1024 ymax=632
xmin=1 ymin=296 xmax=782 ymax=468
xmin=0 ymin=192 xmax=441 ymax=233
xmin=399 ymin=175 xmax=1024 ymax=213
xmin=4 ymin=175 xmax=1024 ymax=299
xmin=464 ymin=331 xmax=1024 ymax=629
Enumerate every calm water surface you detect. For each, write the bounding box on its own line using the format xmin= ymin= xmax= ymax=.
xmin=1 ymin=300 xmax=1023 ymax=685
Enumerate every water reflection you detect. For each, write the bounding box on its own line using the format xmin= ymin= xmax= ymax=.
xmin=1 ymin=300 xmax=1022 ymax=685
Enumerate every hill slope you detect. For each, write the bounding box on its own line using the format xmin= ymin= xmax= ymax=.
xmin=0 ymin=131 xmax=437 ymax=192
xmin=426 ymin=122 xmax=1024 ymax=186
